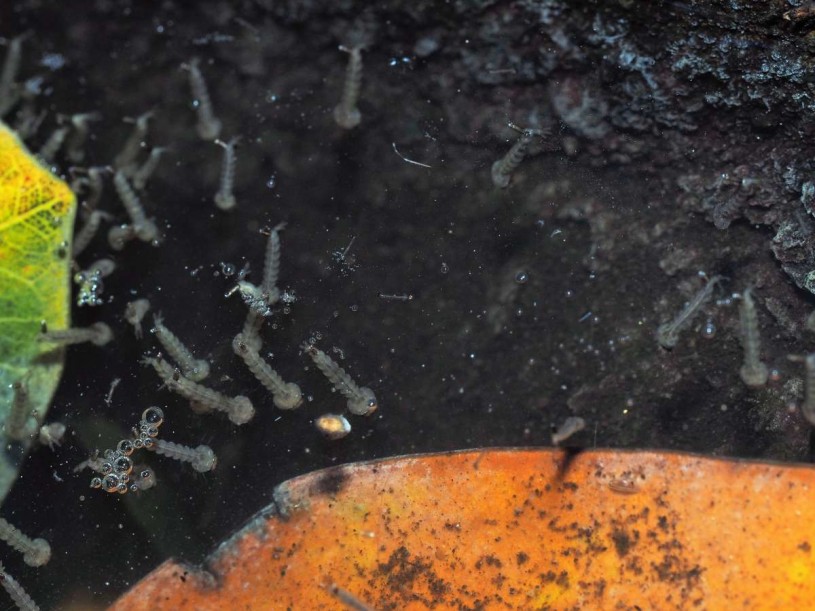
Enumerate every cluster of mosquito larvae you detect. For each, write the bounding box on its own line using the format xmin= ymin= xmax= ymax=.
xmin=143 ymin=356 xmax=254 ymax=425
xmin=491 ymin=123 xmax=547 ymax=188
xmin=334 ymin=45 xmax=363 ymax=129
xmin=656 ymin=275 xmax=723 ymax=349
xmin=73 ymin=257 xmax=115 ymax=307
xmin=0 ymin=561 xmax=40 ymax=611
xmin=181 ymin=58 xmax=221 ymax=140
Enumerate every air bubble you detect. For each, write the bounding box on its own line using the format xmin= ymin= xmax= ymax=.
xmin=266 ymin=175 xmax=277 ymax=189
xmin=142 ymin=406 xmax=164 ymax=426
xmin=515 ymin=271 xmax=529 ymax=284
xmin=220 ymin=262 xmax=236 ymax=276
xmin=702 ymin=321 xmax=716 ymax=339
xmin=440 ymin=262 xmax=449 ymax=274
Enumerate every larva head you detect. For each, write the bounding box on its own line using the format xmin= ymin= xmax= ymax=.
xmin=333 ymin=106 xmax=361 ymax=130
xmin=24 ymin=538 xmax=51 ymax=568
xmin=348 ymin=387 xmax=377 ymax=416
xmin=228 ymin=395 xmax=255 ymax=425
xmin=89 ymin=322 xmax=113 ymax=346
xmin=214 ymin=191 xmax=236 ymax=211
xmin=134 ymin=218 xmax=159 ymax=243
xmin=192 ymin=446 xmax=217 ymax=473
xmin=274 ymin=383 xmax=303 ymax=411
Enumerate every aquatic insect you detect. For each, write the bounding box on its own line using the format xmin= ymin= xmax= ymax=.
xmin=491 ymin=123 xmax=546 ymax=188
xmin=5 ymin=380 xmax=33 ymax=442
xmin=72 ymin=209 xmax=112 ymax=256
xmin=181 ymin=58 xmax=221 ymax=140
xmin=214 ymin=137 xmax=239 ymax=210
xmin=261 ymin=222 xmax=285 ymax=305
xmin=315 ymin=413 xmax=352 ymax=440
xmin=551 ymin=416 xmax=586 ymax=445
xmin=64 ymin=111 xmax=101 ymax=163
xmin=114 ymin=110 xmax=153 ymax=175
xmin=132 ymin=146 xmax=167 ymax=191
xmin=791 ymin=353 xmax=815 ymax=427
xmin=738 ymin=288 xmax=768 ymax=388
xmin=656 ymin=275 xmax=723 ymax=349
xmin=305 ymin=344 xmax=377 ymax=416
xmin=124 ymin=298 xmax=151 ymax=339
xmin=0 ymin=562 xmax=39 ymax=611
xmin=37 ymin=321 xmax=113 ymax=347
xmin=149 ymin=439 xmax=217 ymax=473
xmin=113 ymin=170 xmax=158 ymax=242
xmin=143 ymin=356 xmax=255 ymax=425
xmin=151 ymin=314 xmax=210 ymax=382
xmin=333 ymin=45 xmax=363 ymax=129
xmin=0 ymin=518 xmax=50 ymax=567
xmin=107 ymin=223 xmax=136 ymax=251
xmin=232 ymin=334 xmax=302 ymax=410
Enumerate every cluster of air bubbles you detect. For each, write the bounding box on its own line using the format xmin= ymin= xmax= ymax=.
xmin=74 ymin=268 xmax=105 ymax=307
xmin=89 ymin=407 xmax=164 ymax=494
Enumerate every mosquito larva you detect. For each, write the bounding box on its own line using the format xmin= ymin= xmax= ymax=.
xmin=656 ymin=275 xmax=723 ymax=349
xmin=38 ymin=422 xmax=65 ymax=450
xmin=38 ymin=321 xmax=113 ymax=347
xmin=315 ymin=413 xmax=352 ymax=440
xmin=214 ymin=137 xmax=239 ymax=210
xmin=148 ymin=439 xmax=217 ymax=473
xmin=0 ymin=562 xmax=40 ymax=611
xmin=232 ymin=334 xmax=302 ymax=410
xmin=36 ymin=124 xmax=70 ymax=163
xmin=305 ymin=344 xmax=378 ymax=416
xmin=124 ymin=298 xmax=151 ymax=339
xmin=333 ymin=45 xmax=363 ymax=129
xmin=738 ymin=288 xmax=768 ymax=388
xmin=73 ymin=165 xmax=111 ymax=216
xmin=0 ymin=34 xmax=26 ymax=117
xmin=143 ymin=356 xmax=255 ymax=424
xmin=181 ymin=58 xmax=222 ymax=140
xmin=152 ymin=314 xmax=210 ymax=381
xmin=0 ymin=519 xmax=50 ymax=567
xmin=491 ymin=123 xmax=545 ymax=188
xmin=261 ymin=222 xmax=286 ymax=305
xmin=132 ymin=146 xmax=167 ymax=191
xmin=551 ymin=416 xmax=586 ymax=446
xmin=72 ymin=210 xmax=112 ymax=256
xmin=113 ymin=170 xmax=158 ymax=242
xmin=114 ymin=110 xmax=153 ymax=175
xmin=64 ymin=112 xmax=101 ymax=163
xmin=107 ymin=223 xmax=137 ymax=251
xmin=5 ymin=379 xmax=32 ymax=442
xmin=797 ymin=353 xmax=815 ymax=427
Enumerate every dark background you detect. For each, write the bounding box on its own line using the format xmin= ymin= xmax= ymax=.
xmin=3 ymin=0 xmax=815 ymax=608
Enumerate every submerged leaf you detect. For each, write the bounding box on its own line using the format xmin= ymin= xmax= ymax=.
xmin=0 ymin=120 xmax=76 ymax=501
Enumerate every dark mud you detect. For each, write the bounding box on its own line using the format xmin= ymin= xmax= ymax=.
xmin=2 ymin=0 xmax=815 ymax=607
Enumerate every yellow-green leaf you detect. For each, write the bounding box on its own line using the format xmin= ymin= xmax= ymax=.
xmin=0 ymin=120 xmax=76 ymax=502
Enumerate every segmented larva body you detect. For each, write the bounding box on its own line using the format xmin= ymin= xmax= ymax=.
xmin=0 ymin=35 xmax=25 ymax=117
xmin=65 ymin=112 xmax=100 ymax=164
xmin=315 ymin=413 xmax=351 ymax=440
xmin=0 ymin=519 xmax=50 ymax=568
xmin=152 ymin=314 xmax=210 ymax=381
xmin=37 ymin=125 xmax=70 ymax=163
xmin=305 ymin=344 xmax=378 ymax=416
xmin=802 ymin=354 xmax=815 ymax=427
xmin=657 ymin=275 xmax=723 ymax=349
xmin=182 ymin=58 xmax=222 ymax=140
xmin=214 ymin=137 xmax=239 ymax=210
xmin=37 ymin=321 xmax=113 ymax=347
xmin=149 ymin=439 xmax=217 ymax=473
xmin=738 ymin=288 xmax=768 ymax=388
xmin=75 ymin=165 xmax=110 ymax=216
xmin=114 ymin=110 xmax=153 ymax=174
xmin=333 ymin=45 xmax=363 ymax=129
xmin=124 ymin=298 xmax=151 ymax=339
xmin=5 ymin=380 xmax=31 ymax=442
xmin=233 ymin=334 xmax=302 ymax=410
xmin=113 ymin=170 xmax=158 ymax=242
xmin=491 ymin=124 xmax=544 ymax=188
xmin=144 ymin=356 xmax=255 ymax=424
xmin=241 ymin=309 xmax=264 ymax=352
xmin=107 ymin=223 xmax=136 ymax=251
xmin=0 ymin=563 xmax=40 ymax=611
xmin=72 ymin=210 xmax=112 ymax=257
xmin=133 ymin=146 xmax=167 ymax=191
xmin=261 ymin=222 xmax=285 ymax=305
xmin=551 ymin=416 xmax=586 ymax=446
